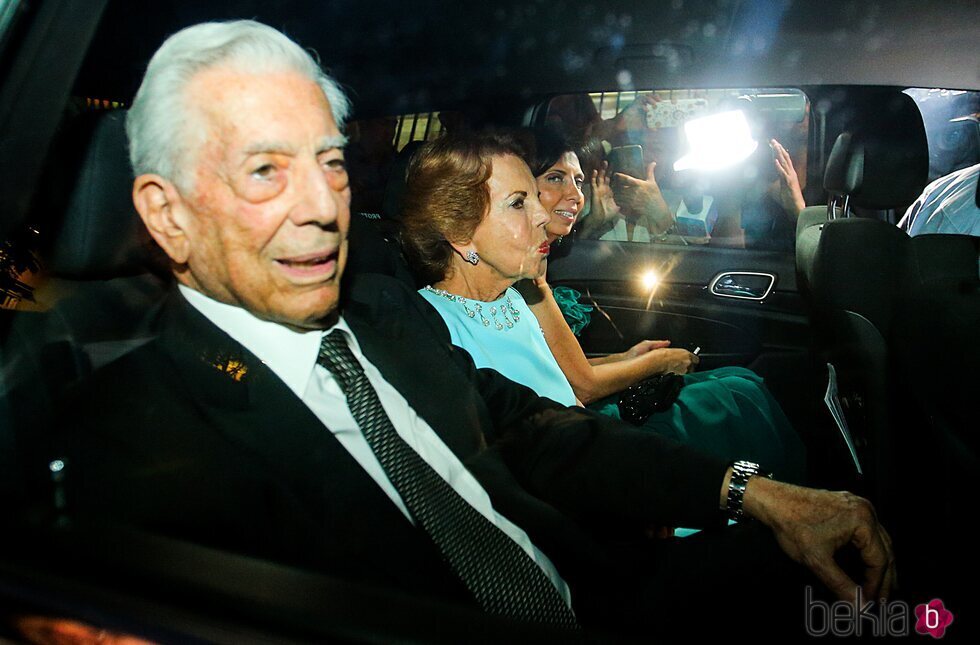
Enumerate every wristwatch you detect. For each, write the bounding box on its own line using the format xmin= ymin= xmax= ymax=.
xmin=726 ymin=460 xmax=772 ymax=521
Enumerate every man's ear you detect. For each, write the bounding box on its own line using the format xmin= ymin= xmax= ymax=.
xmin=133 ymin=174 xmax=192 ymax=264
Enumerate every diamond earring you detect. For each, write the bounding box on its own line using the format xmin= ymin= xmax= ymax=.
xmin=465 ymin=250 xmax=480 ymax=265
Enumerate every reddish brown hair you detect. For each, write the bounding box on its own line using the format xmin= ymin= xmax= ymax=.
xmin=400 ymin=132 xmax=525 ymax=285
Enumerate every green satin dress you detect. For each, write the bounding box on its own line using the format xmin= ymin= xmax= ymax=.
xmin=554 ymin=286 xmax=806 ymax=484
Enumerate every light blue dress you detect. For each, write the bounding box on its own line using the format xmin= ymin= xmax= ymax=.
xmin=419 ymin=286 xmax=577 ymax=406
xmin=420 ymin=285 xmax=805 ymax=483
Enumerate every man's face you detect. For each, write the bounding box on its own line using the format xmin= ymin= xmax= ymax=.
xmin=175 ymin=67 xmax=350 ymax=329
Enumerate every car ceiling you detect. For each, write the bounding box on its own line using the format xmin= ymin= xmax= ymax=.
xmin=75 ymin=0 xmax=980 ymax=118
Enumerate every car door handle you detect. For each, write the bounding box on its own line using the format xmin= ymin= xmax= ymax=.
xmin=708 ymin=272 xmax=776 ymax=301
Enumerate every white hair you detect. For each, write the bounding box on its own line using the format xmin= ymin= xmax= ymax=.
xmin=126 ymin=20 xmax=350 ymax=190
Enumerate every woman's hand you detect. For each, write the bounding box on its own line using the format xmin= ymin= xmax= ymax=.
xmin=771 ymin=139 xmax=805 ymax=218
xmin=624 ymin=339 xmax=671 ymax=359
xmin=648 ymin=348 xmax=699 ymax=374
xmin=590 ymin=161 xmax=621 ymax=226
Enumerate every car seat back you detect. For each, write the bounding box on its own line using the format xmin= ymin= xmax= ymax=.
xmin=887 ymin=233 xmax=979 ymax=573
xmin=800 ymin=92 xmax=928 ymax=505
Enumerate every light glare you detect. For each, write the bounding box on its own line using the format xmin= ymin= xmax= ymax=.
xmin=673 ymin=109 xmax=759 ymax=172
xmin=641 ymin=270 xmax=660 ymax=291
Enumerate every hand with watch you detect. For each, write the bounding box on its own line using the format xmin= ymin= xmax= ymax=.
xmin=720 ymin=460 xmax=896 ymax=604
xmin=724 ymin=460 xmax=772 ymax=521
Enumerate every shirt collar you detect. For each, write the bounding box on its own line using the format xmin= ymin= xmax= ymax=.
xmin=178 ymin=284 xmax=357 ymax=398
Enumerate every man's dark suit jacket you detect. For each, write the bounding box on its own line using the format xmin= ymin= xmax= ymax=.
xmin=56 ymin=274 xmax=728 ymax=625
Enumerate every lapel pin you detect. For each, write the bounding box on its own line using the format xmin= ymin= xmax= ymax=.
xmin=205 ymin=352 xmax=249 ymax=382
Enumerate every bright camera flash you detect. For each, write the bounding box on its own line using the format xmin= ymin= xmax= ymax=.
xmin=641 ymin=270 xmax=660 ymax=291
xmin=673 ymin=109 xmax=759 ymax=172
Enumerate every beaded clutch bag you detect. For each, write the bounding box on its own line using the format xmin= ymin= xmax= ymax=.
xmin=616 ymin=372 xmax=684 ymax=425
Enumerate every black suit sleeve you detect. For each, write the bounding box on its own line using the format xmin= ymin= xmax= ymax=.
xmin=372 ymin=275 xmax=731 ymax=529
xmin=470 ymin=363 xmax=730 ymax=529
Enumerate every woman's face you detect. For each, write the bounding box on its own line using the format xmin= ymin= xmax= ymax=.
xmin=468 ymin=154 xmax=550 ymax=283
xmin=535 ymin=151 xmax=585 ymax=242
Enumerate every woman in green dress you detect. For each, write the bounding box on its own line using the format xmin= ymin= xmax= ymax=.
xmin=400 ymin=131 xmax=805 ymax=483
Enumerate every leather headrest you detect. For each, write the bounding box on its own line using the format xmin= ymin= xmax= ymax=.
xmin=382 ymin=140 xmax=425 ymax=221
xmin=45 ymin=110 xmax=164 ymax=279
xmin=824 ymin=132 xmax=862 ymax=195
xmin=823 ymin=93 xmax=929 ymax=210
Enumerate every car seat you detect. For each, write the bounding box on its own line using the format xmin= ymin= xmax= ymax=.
xmin=888 ymin=232 xmax=979 ymax=602
xmin=341 ymin=140 xmax=423 ymax=291
xmin=343 ymin=140 xmax=424 ymax=290
xmin=1 ymin=109 xmax=168 ymax=511
xmin=798 ymin=92 xmax=929 ymax=507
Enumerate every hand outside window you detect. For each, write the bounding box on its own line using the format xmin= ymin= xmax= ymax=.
xmin=605 ymin=94 xmax=661 ymax=138
xmin=771 ymin=138 xmax=806 ymax=218
xmin=591 ymin=161 xmax=621 ymax=224
xmin=612 ymin=161 xmax=675 ymax=235
xmin=581 ymin=161 xmax=622 ymax=239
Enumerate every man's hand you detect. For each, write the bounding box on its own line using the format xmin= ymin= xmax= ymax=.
xmin=612 ymin=162 xmax=675 ymax=234
xmin=770 ymin=139 xmax=806 ymax=218
xmin=738 ymin=475 xmax=896 ymax=603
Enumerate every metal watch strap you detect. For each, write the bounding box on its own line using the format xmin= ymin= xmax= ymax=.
xmin=726 ymin=460 xmax=771 ymax=521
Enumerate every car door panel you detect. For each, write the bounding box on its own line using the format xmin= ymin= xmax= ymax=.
xmin=547 ymin=240 xmax=808 ymax=374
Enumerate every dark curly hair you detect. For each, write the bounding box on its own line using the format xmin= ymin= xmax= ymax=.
xmin=521 ymin=124 xmax=601 ymax=178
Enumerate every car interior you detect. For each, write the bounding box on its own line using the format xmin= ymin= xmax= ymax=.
xmin=1 ymin=0 xmax=977 ymax=641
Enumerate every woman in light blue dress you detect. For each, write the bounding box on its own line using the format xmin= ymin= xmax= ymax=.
xmin=401 ymin=132 xmax=805 ymax=483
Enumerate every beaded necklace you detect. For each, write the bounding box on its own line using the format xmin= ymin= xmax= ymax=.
xmin=423 ymin=285 xmax=522 ymax=331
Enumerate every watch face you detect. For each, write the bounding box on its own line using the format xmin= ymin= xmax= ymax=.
xmin=734 ymin=461 xmax=762 ymax=476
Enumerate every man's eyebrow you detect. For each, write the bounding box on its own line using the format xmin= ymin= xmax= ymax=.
xmin=243 ymin=140 xmax=294 ymax=156
xmin=241 ymin=134 xmax=349 ymax=158
xmin=317 ymin=134 xmax=349 ymax=151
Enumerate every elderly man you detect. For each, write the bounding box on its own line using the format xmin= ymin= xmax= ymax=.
xmin=57 ymin=20 xmax=893 ymax=639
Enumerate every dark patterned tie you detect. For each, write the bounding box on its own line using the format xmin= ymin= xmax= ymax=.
xmin=317 ymin=330 xmax=578 ymax=627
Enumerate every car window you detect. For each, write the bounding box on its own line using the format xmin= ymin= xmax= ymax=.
xmin=904 ymin=87 xmax=980 ymax=181
xmin=545 ymin=89 xmax=809 ymax=252
xmin=394 ymin=110 xmax=446 ymax=150
xmin=346 ymin=111 xmax=448 ymax=217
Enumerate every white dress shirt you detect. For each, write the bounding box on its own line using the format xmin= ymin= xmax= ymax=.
xmin=904 ymin=162 xmax=980 ymax=237
xmin=178 ymin=285 xmax=571 ymax=606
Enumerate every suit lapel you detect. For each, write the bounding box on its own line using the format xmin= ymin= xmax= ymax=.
xmin=154 ymin=291 xmax=416 ymax=535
